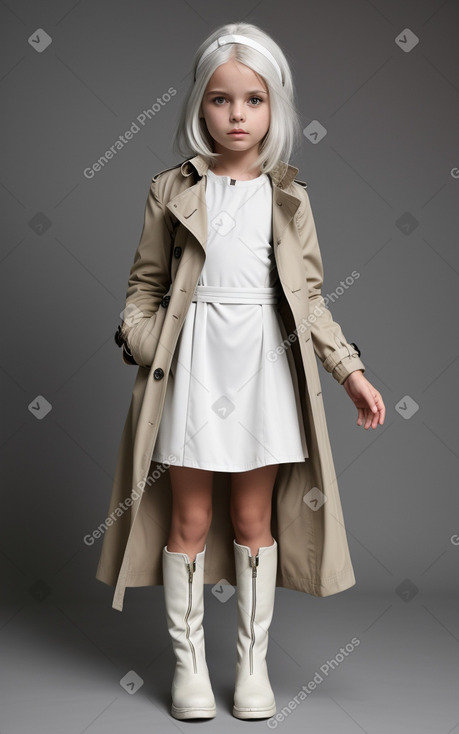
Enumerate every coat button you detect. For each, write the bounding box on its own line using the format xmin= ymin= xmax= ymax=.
xmin=174 ymin=246 xmax=182 ymax=258
xmin=153 ymin=368 xmax=164 ymax=380
xmin=161 ymin=295 xmax=170 ymax=308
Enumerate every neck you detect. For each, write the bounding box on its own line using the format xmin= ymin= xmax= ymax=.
xmin=210 ymin=146 xmax=263 ymax=179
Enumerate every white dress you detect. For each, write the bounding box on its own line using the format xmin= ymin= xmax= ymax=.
xmin=150 ymin=168 xmax=308 ymax=472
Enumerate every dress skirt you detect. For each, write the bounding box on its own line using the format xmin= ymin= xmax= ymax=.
xmin=150 ymin=168 xmax=308 ymax=472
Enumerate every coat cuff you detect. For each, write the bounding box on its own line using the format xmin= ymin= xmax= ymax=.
xmin=322 ymin=345 xmax=366 ymax=385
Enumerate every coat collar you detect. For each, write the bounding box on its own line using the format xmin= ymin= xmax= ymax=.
xmin=166 ymin=154 xmax=301 ymax=254
xmin=179 ymin=153 xmax=300 ymax=189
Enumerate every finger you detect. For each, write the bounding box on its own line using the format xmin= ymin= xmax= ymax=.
xmin=368 ymin=406 xmax=376 ymax=429
xmin=369 ymin=401 xmax=378 ymax=428
xmin=373 ymin=393 xmax=385 ymax=425
xmin=371 ymin=391 xmax=379 ymax=413
xmin=362 ymin=386 xmax=378 ymax=415
xmin=364 ymin=408 xmax=372 ymax=429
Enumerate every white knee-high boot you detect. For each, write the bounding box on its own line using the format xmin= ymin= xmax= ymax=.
xmin=232 ymin=538 xmax=278 ymax=719
xmin=162 ymin=545 xmax=216 ymax=719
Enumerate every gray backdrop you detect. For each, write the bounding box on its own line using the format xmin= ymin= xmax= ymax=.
xmin=1 ymin=1 xmax=458 ymax=732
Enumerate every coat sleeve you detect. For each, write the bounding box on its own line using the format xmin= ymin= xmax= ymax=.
xmin=294 ymin=184 xmax=367 ymax=385
xmin=118 ymin=177 xmax=174 ymax=367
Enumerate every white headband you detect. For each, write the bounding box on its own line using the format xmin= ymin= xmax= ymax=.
xmin=195 ymin=34 xmax=283 ymax=85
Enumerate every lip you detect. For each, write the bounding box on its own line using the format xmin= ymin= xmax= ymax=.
xmin=228 ymin=130 xmax=248 ymax=135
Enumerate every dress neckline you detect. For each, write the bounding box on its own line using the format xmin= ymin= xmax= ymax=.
xmin=207 ymin=169 xmax=267 ymax=187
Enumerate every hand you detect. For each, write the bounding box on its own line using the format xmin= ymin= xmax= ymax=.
xmin=342 ymin=370 xmax=385 ymax=429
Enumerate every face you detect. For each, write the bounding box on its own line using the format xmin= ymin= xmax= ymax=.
xmin=199 ymin=58 xmax=271 ymax=163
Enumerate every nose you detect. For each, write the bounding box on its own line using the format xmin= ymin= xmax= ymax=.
xmin=230 ymin=104 xmax=245 ymax=121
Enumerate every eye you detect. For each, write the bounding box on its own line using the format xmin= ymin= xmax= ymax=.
xmin=212 ymin=96 xmax=226 ymax=105
xmin=249 ymin=96 xmax=263 ymax=105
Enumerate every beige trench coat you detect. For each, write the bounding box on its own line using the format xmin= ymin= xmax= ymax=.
xmin=95 ymin=154 xmax=366 ymax=612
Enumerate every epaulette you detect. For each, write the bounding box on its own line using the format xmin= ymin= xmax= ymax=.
xmin=293 ymin=177 xmax=308 ymax=189
xmin=152 ymin=161 xmax=184 ymax=183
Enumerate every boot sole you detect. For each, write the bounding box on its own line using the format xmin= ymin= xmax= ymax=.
xmin=171 ymin=704 xmax=216 ymax=720
xmin=232 ymin=703 xmax=276 ymax=719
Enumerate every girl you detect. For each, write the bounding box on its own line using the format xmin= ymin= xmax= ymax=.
xmin=99 ymin=21 xmax=385 ymax=722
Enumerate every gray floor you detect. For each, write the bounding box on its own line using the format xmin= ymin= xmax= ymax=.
xmin=1 ymin=580 xmax=458 ymax=733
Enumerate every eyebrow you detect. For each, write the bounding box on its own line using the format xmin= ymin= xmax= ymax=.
xmin=205 ymin=89 xmax=268 ymax=96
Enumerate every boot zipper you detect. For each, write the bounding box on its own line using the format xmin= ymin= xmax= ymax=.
xmin=249 ymin=554 xmax=259 ymax=675
xmin=185 ymin=560 xmax=197 ymax=674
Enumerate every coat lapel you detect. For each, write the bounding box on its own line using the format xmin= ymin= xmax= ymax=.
xmin=165 ymin=176 xmax=208 ymax=250
xmin=271 ymin=187 xmax=301 ymax=246
xmin=165 ymin=156 xmax=302 ymax=256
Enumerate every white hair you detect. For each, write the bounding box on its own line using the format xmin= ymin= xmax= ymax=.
xmin=172 ymin=22 xmax=303 ymax=174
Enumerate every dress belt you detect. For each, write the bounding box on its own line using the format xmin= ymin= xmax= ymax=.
xmin=191 ymin=284 xmax=281 ymax=304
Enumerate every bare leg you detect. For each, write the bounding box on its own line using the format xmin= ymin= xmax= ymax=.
xmin=230 ymin=464 xmax=279 ymax=556
xmin=167 ymin=465 xmax=214 ymax=561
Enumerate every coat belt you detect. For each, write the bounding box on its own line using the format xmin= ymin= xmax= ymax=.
xmin=191 ymin=284 xmax=281 ymax=304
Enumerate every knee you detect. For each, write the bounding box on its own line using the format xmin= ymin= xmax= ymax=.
xmin=171 ymin=505 xmax=212 ymax=542
xmin=230 ymin=505 xmax=270 ymax=540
